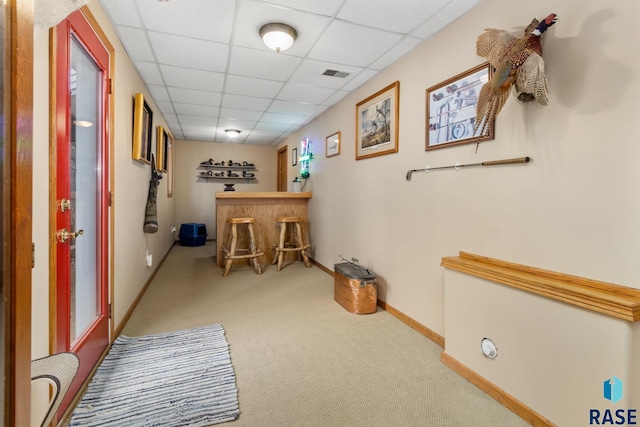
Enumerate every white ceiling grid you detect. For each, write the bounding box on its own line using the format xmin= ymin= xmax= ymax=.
xmin=99 ymin=0 xmax=482 ymax=145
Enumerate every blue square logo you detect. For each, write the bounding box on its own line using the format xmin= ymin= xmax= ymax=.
xmin=603 ymin=376 xmax=623 ymax=404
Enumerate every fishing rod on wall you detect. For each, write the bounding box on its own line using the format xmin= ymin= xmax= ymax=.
xmin=405 ymin=156 xmax=531 ymax=181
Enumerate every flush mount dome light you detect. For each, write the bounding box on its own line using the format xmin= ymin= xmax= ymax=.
xmin=225 ymin=129 xmax=241 ymax=137
xmin=259 ymin=23 xmax=297 ymax=53
xmin=480 ymin=338 xmax=498 ymax=360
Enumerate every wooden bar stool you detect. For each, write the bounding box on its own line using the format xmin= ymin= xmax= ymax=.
xmin=222 ymin=217 xmax=263 ymax=276
xmin=272 ymin=216 xmax=311 ymax=271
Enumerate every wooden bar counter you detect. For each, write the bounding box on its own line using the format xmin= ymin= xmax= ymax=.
xmin=215 ymin=192 xmax=312 ymax=268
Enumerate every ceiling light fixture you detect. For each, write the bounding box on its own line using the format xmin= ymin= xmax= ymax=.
xmin=225 ymin=129 xmax=241 ymax=138
xmin=259 ymin=23 xmax=297 ymax=53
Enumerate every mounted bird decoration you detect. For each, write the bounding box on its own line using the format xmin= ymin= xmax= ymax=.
xmin=474 ymin=13 xmax=558 ymax=137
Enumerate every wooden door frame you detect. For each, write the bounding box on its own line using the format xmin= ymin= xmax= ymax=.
xmin=4 ymin=0 xmax=34 ymax=426
xmin=277 ymin=145 xmax=288 ymax=192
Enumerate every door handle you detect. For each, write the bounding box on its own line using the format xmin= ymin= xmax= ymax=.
xmin=57 ymin=228 xmax=84 ymax=243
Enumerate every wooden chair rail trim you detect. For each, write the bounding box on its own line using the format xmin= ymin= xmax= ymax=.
xmin=441 ymin=252 xmax=640 ymax=322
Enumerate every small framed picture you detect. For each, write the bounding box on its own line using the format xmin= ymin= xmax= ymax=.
xmin=425 ymin=62 xmax=494 ymax=150
xmin=356 ymin=81 xmax=399 ymax=160
xmin=292 ymin=147 xmax=298 ymax=166
xmin=326 ymin=131 xmax=340 ymax=157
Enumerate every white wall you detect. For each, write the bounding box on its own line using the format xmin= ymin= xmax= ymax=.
xmin=174 ymin=140 xmax=277 ymax=238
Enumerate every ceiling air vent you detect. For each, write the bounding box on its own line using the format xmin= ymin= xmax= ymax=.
xmin=322 ymin=69 xmax=350 ymax=78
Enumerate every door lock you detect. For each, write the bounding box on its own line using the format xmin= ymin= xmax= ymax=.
xmin=57 ymin=228 xmax=84 ymax=243
xmin=58 ymin=198 xmax=71 ymax=212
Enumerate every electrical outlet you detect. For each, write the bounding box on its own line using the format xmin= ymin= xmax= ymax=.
xmin=171 ymin=226 xmax=176 ymax=233
xmin=146 ymin=254 xmax=153 ymax=267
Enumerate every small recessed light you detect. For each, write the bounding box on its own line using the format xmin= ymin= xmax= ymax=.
xmin=225 ymin=129 xmax=241 ymax=137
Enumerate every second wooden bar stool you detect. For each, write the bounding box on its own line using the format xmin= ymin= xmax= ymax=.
xmin=222 ymin=217 xmax=263 ymax=276
xmin=272 ymin=216 xmax=311 ymax=271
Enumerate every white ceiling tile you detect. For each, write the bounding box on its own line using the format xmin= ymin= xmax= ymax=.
xmin=222 ymin=94 xmax=272 ymax=112
xmin=219 ymin=108 xmax=264 ymax=121
xmin=308 ymin=20 xmax=402 ymax=67
xmin=148 ymin=84 xmax=170 ymax=102
xmin=160 ymin=65 xmax=225 ymax=92
xmin=101 ymin=0 xmax=143 ymax=27
xmin=412 ymin=0 xmax=481 ymax=38
xmin=277 ymin=83 xmax=335 ymax=104
xmin=156 ymin=100 xmax=175 ymax=114
xmin=149 ymin=32 xmax=229 ymax=72
xmin=100 ymin=0 xmax=479 ymax=145
xmin=181 ymin=123 xmax=217 ymax=134
xmin=136 ymin=0 xmax=235 ymax=43
xmin=338 ymin=0 xmax=444 ymax=33
xmin=173 ymin=103 xmax=220 ymax=116
xmin=369 ymin=37 xmax=423 ymax=70
xmin=261 ymin=112 xmax=305 ymax=125
xmin=260 ymin=0 xmax=344 ymax=16
xmin=341 ymin=69 xmax=379 ymax=91
xmin=229 ymin=47 xmax=301 ymax=81
xmin=168 ymin=87 xmax=222 ymax=106
xmin=267 ymin=100 xmax=318 ymax=115
xmin=134 ymin=61 xmax=164 ymax=85
xmin=289 ymin=59 xmax=362 ymax=89
xmin=322 ymin=90 xmax=349 ymax=106
xmin=224 ymin=75 xmax=284 ymax=98
xmin=178 ymin=115 xmax=218 ymax=125
xmin=117 ymin=27 xmax=154 ymax=62
xmin=253 ymin=122 xmax=292 ymax=132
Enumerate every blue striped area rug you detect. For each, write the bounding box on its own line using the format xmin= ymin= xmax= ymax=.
xmin=70 ymin=324 xmax=239 ymax=426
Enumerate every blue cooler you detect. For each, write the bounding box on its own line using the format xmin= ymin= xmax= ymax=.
xmin=179 ymin=223 xmax=207 ymax=246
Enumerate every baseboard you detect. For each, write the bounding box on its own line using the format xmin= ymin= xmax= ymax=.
xmin=310 ymin=257 xmax=334 ymax=277
xmin=440 ymin=352 xmax=555 ymax=427
xmin=113 ymin=242 xmax=174 ymax=337
xmin=377 ymin=300 xmax=445 ymax=348
xmin=311 ymin=258 xmax=445 ymax=348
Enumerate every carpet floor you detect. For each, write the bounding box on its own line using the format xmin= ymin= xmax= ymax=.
xmin=119 ymin=242 xmax=530 ymax=426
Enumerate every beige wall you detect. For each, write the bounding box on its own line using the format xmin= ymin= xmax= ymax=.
xmin=276 ymin=0 xmax=640 ymax=423
xmin=174 ymin=140 xmax=277 ymax=238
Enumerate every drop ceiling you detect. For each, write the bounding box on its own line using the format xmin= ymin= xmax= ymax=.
xmin=99 ymin=0 xmax=481 ymax=145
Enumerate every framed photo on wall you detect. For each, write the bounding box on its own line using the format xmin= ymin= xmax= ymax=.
xmin=425 ymin=63 xmax=494 ymax=150
xmin=355 ymin=81 xmax=399 ymax=160
xmin=292 ymin=147 xmax=298 ymax=166
xmin=132 ymin=93 xmax=153 ymax=164
xmin=326 ymin=131 xmax=340 ymax=157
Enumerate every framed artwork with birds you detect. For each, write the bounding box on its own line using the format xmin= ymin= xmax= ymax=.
xmin=426 ymin=63 xmax=494 ymax=151
xmin=356 ymin=81 xmax=399 ymax=160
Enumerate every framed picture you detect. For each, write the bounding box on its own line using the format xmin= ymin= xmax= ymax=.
xmin=166 ymin=133 xmax=174 ymax=197
xmin=132 ymin=93 xmax=153 ymax=164
xmin=425 ymin=62 xmax=494 ymax=150
xmin=326 ymin=131 xmax=340 ymax=157
xmin=156 ymin=125 xmax=168 ymax=172
xmin=292 ymin=147 xmax=298 ymax=166
xmin=355 ymin=81 xmax=399 ymax=160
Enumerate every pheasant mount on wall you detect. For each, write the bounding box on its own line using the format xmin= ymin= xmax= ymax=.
xmin=474 ymin=13 xmax=558 ymax=137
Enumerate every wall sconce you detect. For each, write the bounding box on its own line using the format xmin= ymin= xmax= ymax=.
xmin=225 ymin=129 xmax=241 ymax=138
xmin=259 ymin=23 xmax=297 ymax=53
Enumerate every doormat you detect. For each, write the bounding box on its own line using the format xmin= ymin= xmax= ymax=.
xmin=70 ymin=324 xmax=239 ymax=426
